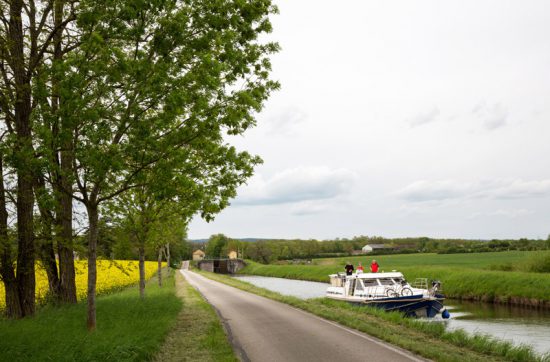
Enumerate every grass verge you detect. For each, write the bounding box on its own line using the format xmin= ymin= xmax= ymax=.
xmin=197 ymin=270 xmax=549 ymax=362
xmin=0 ymin=269 xmax=180 ymax=362
xmin=153 ymin=271 xmax=237 ymax=362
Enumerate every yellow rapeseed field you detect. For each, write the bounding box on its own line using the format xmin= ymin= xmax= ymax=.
xmin=0 ymin=260 xmax=162 ymax=310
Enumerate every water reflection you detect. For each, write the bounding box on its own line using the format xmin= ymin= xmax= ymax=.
xmin=233 ymin=275 xmax=550 ymax=355
xmin=233 ymin=275 xmax=327 ymax=299
xmin=443 ymin=300 xmax=550 ymax=355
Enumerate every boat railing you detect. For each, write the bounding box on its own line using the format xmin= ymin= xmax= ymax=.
xmin=329 ymin=273 xmax=347 ymax=287
xmin=412 ymin=278 xmax=444 ymax=296
xmin=413 ymin=278 xmax=428 ymax=290
xmin=361 ymin=286 xmax=387 ymax=298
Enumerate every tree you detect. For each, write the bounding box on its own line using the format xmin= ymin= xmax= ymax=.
xmin=247 ymin=241 xmax=273 ymax=264
xmin=59 ymin=0 xmax=278 ymax=330
xmin=0 ymin=0 xmax=79 ymax=317
xmin=205 ymin=234 xmax=232 ymax=258
xmin=109 ymin=183 xmax=189 ymax=297
xmin=148 ymin=212 xmax=187 ymax=286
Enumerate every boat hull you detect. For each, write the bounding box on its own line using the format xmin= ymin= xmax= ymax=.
xmin=363 ymin=294 xmax=445 ymax=318
xmin=327 ymin=293 xmax=445 ymax=318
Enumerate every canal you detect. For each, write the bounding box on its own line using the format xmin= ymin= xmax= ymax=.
xmin=233 ymin=275 xmax=550 ymax=355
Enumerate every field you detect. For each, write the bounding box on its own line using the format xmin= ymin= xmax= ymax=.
xmin=311 ymin=250 xmax=534 ymax=269
xmin=0 ymin=267 xmax=238 ymax=362
xmin=0 ymin=260 xmax=162 ymax=310
xmin=240 ymin=251 xmax=550 ymax=305
xmin=0 ymin=269 xmax=180 ymax=361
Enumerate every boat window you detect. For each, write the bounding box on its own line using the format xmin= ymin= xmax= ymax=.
xmin=378 ymin=278 xmax=394 ymax=286
xmin=355 ymin=281 xmax=364 ymax=291
xmin=362 ymin=279 xmax=378 ymax=287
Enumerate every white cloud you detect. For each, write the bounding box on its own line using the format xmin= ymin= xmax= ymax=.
xmin=408 ymin=107 xmax=440 ymax=128
xmin=396 ymin=179 xmax=550 ymax=202
xmin=234 ymin=166 xmax=357 ymax=206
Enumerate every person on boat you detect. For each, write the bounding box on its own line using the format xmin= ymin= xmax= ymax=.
xmin=356 ymin=262 xmax=364 ymax=273
xmin=344 ymin=262 xmax=354 ymax=275
xmin=370 ymin=260 xmax=379 ymax=273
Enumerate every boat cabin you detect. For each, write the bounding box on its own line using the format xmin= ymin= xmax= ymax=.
xmin=329 ymin=272 xmax=415 ymax=298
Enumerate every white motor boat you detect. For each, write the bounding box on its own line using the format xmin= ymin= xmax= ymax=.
xmin=326 ymin=271 xmax=447 ymax=318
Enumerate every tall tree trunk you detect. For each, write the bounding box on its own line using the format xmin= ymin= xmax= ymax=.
xmin=10 ymin=0 xmax=36 ymax=317
xmin=138 ymin=245 xmax=145 ymax=299
xmin=0 ymin=157 xmax=22 ymax=318
xmin=165 ymin=243 xmax=170 ymax=272
xmin=157 ymin=246 xmax=163 ymax=287
xmin=86 ymin=204 xmax=99 ymax=330
xmin=57 ymin=179 xmax=77 ymax=304
xmin=52 ymin=0 xmax=77 ymax=305
xmin=38 ymin=224 xmax=61 ymax=301
xmin=34 ymin=177 xmax=61 ymax=301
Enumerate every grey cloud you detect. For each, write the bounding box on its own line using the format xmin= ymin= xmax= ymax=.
xmin=265 ymin=106 xmax=307 ymax=135
xmin=471 ymin=102 xmax=508 ymax=130
xmin=235 ymin=167 xmax=356 ymax=206
xmin=469 ymin=209 xmax=533 ymax=219
xmin=396 ymin=179 xmax=550 ymax=202
xmin=290 ymin=201 xmax=329 ymax=216
xmin=396 ymin=180 xmax=471 ymax=202
xmin=490 ymin=180 xmax=550 ymax=199
xmin=408 ymin=107 xmax=440 ymax=128
xmin=471 ymin=101 xmax=486 ymax=115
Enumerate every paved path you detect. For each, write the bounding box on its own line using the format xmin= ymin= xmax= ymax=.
xmin=181 ymin=270 xmax=427 ymax=362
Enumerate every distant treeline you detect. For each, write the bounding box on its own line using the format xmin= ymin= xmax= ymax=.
xmin=194 ymin=234 xmax=550 ymax=264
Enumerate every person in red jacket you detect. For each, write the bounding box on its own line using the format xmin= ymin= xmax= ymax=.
xmin=370 ymin=260 xmax=379 ymax=273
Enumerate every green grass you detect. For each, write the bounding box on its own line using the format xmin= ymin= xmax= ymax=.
xmin=240 ymin=251 xmax=550 ymax=304
xmin=198 ymin=270 xmax=548 ymax=362
xmin=312 ymin=250 xmax=536 ymax=269
xmin=0 ymin=270 xmax=181 ymax=362
xmin=153 ymin=271 xmax=237 ymax=362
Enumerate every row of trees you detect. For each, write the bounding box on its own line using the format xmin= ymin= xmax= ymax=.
xmin=0 ymin=0 xmax=278 ymax=331
xmin=199 ymin=235 xmax=550 ymax=264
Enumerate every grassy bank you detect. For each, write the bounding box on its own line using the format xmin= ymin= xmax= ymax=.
xmin=240 ymin=251 xmax=550 ymax=306
xmin=0 ymin=269 xmax=180 ymax=361
xmin=154 ymin=271 xmax=237 ymax=362
xmin=198 ymin=270 xmax=548 ymax=362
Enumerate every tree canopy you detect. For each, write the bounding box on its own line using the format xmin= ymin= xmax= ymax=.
xmin=0 ymin=0 xmax=279 ymax=328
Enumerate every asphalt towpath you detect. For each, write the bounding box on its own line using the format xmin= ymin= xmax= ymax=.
xmin=181 ymin=269 xmax=428 ymax=362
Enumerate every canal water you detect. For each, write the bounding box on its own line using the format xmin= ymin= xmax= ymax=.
xmin=233 ymin=275 xmax=550 ymax=356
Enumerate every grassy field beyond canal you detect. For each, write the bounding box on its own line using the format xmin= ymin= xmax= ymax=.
xmin=239 ymin=251 xmax=550 ymax=306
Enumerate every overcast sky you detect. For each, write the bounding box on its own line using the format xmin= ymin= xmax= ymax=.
xmin=189 ymin=0 xmax=550 ymax=240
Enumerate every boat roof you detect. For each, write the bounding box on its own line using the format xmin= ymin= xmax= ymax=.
xmin=329 ymin=272 xmax=404 ymax=279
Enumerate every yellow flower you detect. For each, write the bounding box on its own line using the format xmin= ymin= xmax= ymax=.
xmin=0 ymin=260 xmax=164 ymax=309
